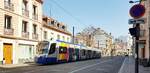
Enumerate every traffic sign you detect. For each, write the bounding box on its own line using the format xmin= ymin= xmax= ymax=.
xmin=128 ymin=18 xmax=146 ymax=24
xmin=129 ymin=4 xmax=146 ymax=19
xmin=129 ymin=19 xmax=136 ymax=24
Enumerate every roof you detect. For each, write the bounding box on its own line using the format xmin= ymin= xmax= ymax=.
xmin=42 ymin=16 xmax=72 ymax=36
xmin=36 ymin=0 xmax=43 ymax=4
xmin=43 ymin=24 xmax=72 ymax=36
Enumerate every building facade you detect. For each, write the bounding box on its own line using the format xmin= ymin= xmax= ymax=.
xmin=113 ymin=38 xmax=129 ymax=56
xmin=127 ymin=35 xmax=133 ymax=56
xmin=75 ymin=27 xmax=113 ymax=57
xmin=93 ymin=28 xmax=113 ymax=56
xmin=75 ymin=27 xmax=97 ymax=47
xmin=0 ymin=0 xmax=43 ymax=64
xmin=137 ymin=0 xmax=150 ymax=66
xmin=42 ymin=16 xmax=72 ymax=43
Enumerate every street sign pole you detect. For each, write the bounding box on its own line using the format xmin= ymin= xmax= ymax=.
xmin=135 ymin=23 xmax=140 ymax=73
xmin=129 ymin=23 xmax=140 ymax=73
xmin=135 ymin=35 xmax=139 ymax=73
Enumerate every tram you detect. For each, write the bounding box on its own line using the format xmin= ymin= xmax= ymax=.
xmin=35 ymin=40 xmax=101 ymax=64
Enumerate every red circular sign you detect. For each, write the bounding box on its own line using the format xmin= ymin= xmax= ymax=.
xmin=129 ymin=4 xmax=146 ymax=19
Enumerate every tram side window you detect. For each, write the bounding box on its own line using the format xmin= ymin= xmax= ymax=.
xmin=59 ymin=47 xmax=67 ymax=53
xmin=49 ymin=43 xmax=56 ymax=54
xmin=82 ymin=50 xmax=86 ymax=55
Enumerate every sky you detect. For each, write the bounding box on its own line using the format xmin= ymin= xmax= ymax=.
xmin=43 ymin=0 xmax=132 ymax=38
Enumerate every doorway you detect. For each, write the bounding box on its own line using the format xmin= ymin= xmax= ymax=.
xmin=3 ymin=43 xmax=13 ymax=64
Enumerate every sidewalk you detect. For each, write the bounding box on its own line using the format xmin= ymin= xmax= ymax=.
xmin=0 ymin=63 xmax=35 ymax=68
xmin=118 ymin=57 xmax=150 ymax=73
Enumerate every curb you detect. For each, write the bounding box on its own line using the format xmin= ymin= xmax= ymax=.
xmin=0 ymin=63 xmax=35 ymax=68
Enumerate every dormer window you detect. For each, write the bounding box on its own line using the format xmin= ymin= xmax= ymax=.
xmin=43 ymin=18 xmax=47 ymax=22
xmin=62 ymin=26 xmax=65 ymax=29
xmin=57 ymin=23 xmax=60 ymax=27
xmin=51 ymin=20 xmax=54 ymax=25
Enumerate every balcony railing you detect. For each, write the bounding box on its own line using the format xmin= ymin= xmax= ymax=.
xmin=32 ymin=33 xmax=38 ymax=39
xmin=4 ymin=1 xmax=14 ymax=11
xmin=22 ymin=32 xmax=29 ymax=38
xmin=4 ymin=28 xmax=14 ymax=35
xmin=22 ymin=9 xmax=29 ymax=17
xmin=32 ymin=14 xmax=38 ymax=20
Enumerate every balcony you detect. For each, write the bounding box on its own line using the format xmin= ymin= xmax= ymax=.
xmin=32 ymin=14 xmax=38 ymax=20
xmin=22 ymin=32 xmax=29 ymax=38
xmin=4 ymin=28 xmax=14 ymax=35
xmin=22 ymin=9 xmax=29 ymax=17
xmin=32 ymin=33 xmax=38 ymax=39
xmin=4 ymin=1 xmax=14 ymax=11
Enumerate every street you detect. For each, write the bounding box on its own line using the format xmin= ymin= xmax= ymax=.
xmin=1 ymin=0 xmax=150 ymax=73
xmin=0 ymin=56 xmax=125 ymax=73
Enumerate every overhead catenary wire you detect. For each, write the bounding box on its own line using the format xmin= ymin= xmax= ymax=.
xmin=49 ymin=1 xmax=52 ymax=17
xmin=50 ymin=0 xmax=90 ymax=33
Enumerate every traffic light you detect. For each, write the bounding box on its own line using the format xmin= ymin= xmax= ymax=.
xmin=129 ymin=23 xmax=140 ymax=37
xmin=129 ymin=27 xmax=137 ymax=37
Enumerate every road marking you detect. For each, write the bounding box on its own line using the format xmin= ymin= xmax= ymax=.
xmin=68 ymin=60 xmax=113 ymax=73
xmin=118 ymin=57 xmax=127 ymax=73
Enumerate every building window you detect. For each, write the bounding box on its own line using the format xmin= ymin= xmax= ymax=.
xmin=57 ymin=35 xmax=60 ymax=40
xmin=29 ymin=46 xmax=33 ymax=57
xmin=51 ymin=32 xmax=54 ymax=35
xmin=50 ymin=32 xmax=54 ymax=40
xmin=67 ymin=37 xmax=69 ymax=42
xmin=33 ymin=24 xmax=37 ymax=34
xmin=32 ymin=5 xmax=37 ymax=20
xmin=5 ymin=0 xmax=11 ymax=3
xmin=22 ymin=0 xmax=27 ymax=10
xmin=5 ymin=15 xmax=12 ymax=29
xmin=22 ymin=21 xmax=28 ymax=32
xmin=4 ymin=0 xmax=11 ymax=5
xmin=33 ymin=5 xmax=37 ymax=15
xmin=57 ymin=23 xmax=60 ymax=28
xmin=44 ymin=31 xmax=47 ymax=39
xmin=62 ymin=36 xmax=65 ymax=41
xmin=62 ymin=26 xmax=65 ymax=29
xmin=22 ymin=0 xmax=29 ymax=16
xmin=51 ymin=20 xmax=54 ymax=25
xmin=4 ymin=0 xmax=14 ymax=11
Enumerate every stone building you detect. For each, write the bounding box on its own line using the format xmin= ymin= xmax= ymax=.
xmin=42 ymin=16 xmax=72 ymax=43
xmin=0 ymin=0 xmax=43 ymax=64
xmin=75 ymin=27 xmax=113 ymax=57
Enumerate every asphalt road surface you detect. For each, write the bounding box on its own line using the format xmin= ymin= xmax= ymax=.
xmin=0 ymin=56 xmax=125 ymax=73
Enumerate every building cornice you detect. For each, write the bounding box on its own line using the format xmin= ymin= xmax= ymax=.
xmin=43 ymin=24 xmax=72 ymax=36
